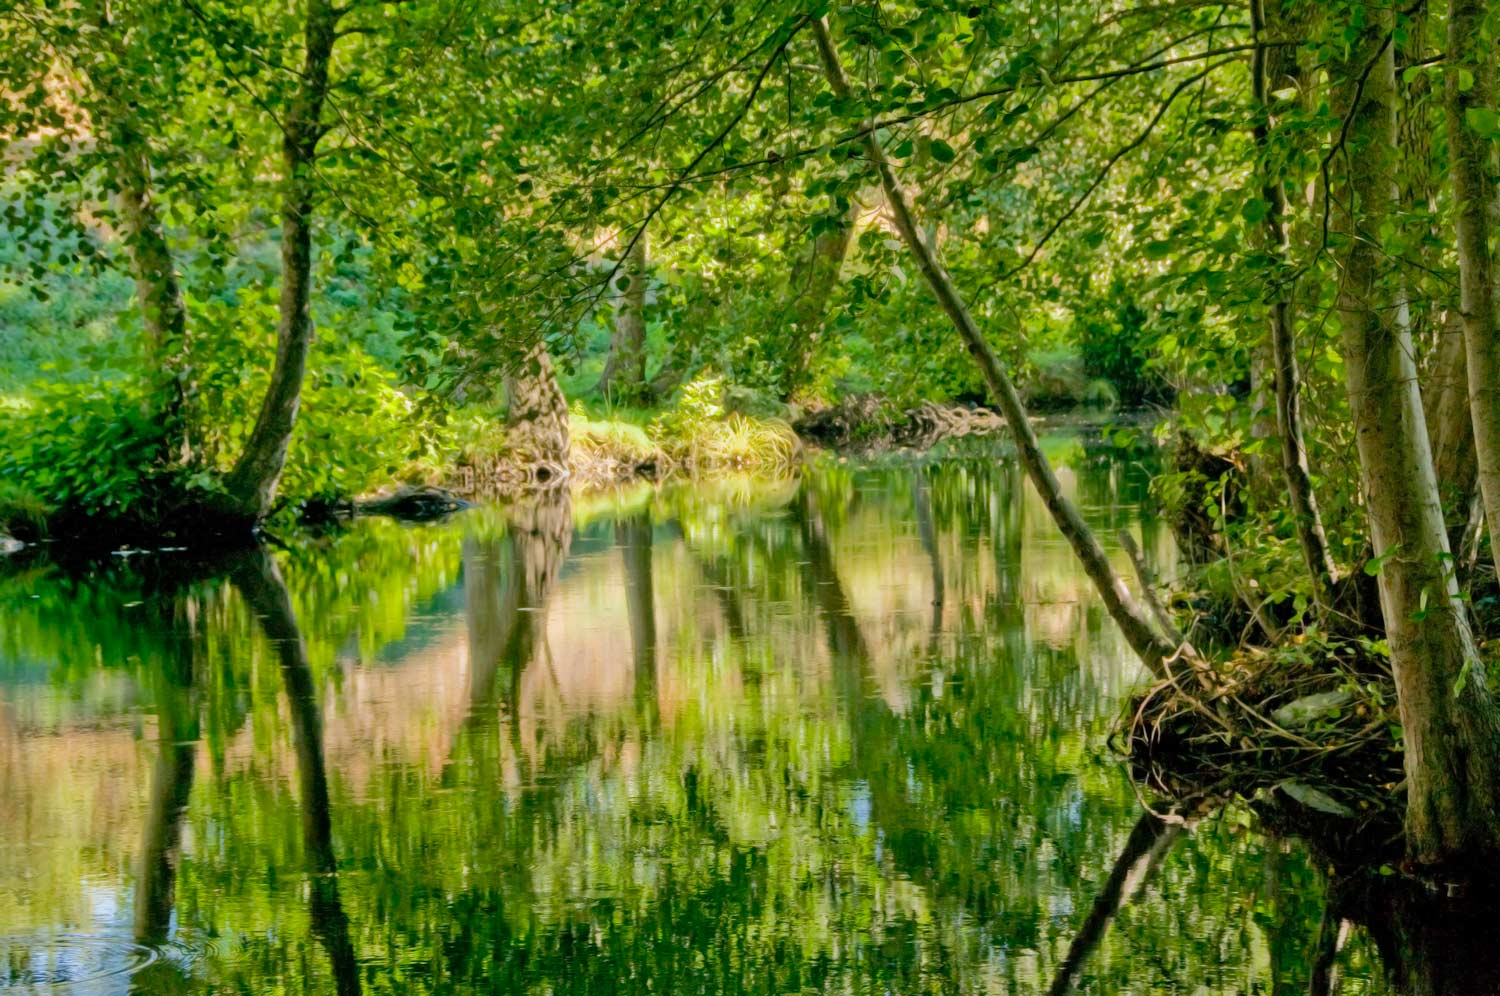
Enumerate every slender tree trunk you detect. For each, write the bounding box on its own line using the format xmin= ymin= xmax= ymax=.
xmin=505 ymin=343 xmax=571 ymax=482
xmin=220 ymin=0 xmax=340 ymax=522
xmin=1446 ymin=0 xmax=1500 ymax=579
xmin=598 ymin=231 xmax=649 ymax=404
xmin=812 ymin=17 xmax=1177 ymax=674
xmin=91 ymin=10 xmax=192 ymax=461
xmin=1396 ymin=0 xmax=1440 ymax=358
xmin=1250 ymin=0 xmax=1337 ymax=607
xmin=1426 ymin=312 xmax=1477 ymax=547
xmin=1331 ymin=6 xmax=1500 ymax=867
xmin=781 ymin=202 xmax=858 ymax=400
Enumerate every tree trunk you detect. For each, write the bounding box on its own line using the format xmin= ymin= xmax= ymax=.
xmin=114 ymin=134 xmax=191 ymax=459
xmin=220 ymin=0 xmax=339 ymax=522
xmin=782 ymin=202 xmax=857 ymax=400
xmin=812 ymin=17 xmax=1177 ymax=675
xmin=1426 ymin=312 xmax=1477 ymax=547
xmin=1250 ymin=0 xmax=1337 ymax=607
xmin=505 ymin=343 xmax=571 ymax=482
xmin=1331 ymin=6 xmax=1500 ymax=867
xmin=91 ymin=9 xmax=192 ymax=460
xmin=1446 ymin=0 xmax=1500 ymax=579
xmin=598 ymin=231 xmax=649 ymax=404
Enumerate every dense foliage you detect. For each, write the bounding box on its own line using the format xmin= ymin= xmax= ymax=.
xmin=6 ymin=0 xmax=1500 ymax=871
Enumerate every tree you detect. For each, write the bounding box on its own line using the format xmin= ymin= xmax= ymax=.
xmin=215 ymin=0 xmax=344 ymax=522
xmin=598 ymin=230 xmax=651 ymax=405
xmin=1249 ymin=0 xmax=1336 ymax=607
xmin=812 ymin=13 xmax=1178 ymax=675
xmin=1445 ymin=0 xmax=1500 ymax=578
xmin=1329 ymin=0 xmax=1500 ymax=866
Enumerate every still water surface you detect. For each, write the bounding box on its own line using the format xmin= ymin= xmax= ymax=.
xmin=2 ymin=433 xmax=1398 ymax=993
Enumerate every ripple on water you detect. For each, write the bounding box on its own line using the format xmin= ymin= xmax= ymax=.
xmin=0 ymin=934 xmax=159 ymax=990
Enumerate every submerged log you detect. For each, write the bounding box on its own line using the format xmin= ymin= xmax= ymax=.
xmin=354 ymin=486 xmax=472 ymax=521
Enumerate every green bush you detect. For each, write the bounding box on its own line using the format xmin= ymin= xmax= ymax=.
xmin=0 ymin=378 xmax=174 ymax=527
xmin=651 ymin=374 xmax=799 ymax=471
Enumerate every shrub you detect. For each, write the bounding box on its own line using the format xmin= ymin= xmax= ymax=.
xmin=0 ymin=378 xmax=175 ymax=526
xmin=651 ymin=374 xmax=800 ymax=471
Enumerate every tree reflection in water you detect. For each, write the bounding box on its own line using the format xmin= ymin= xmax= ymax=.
xmin=3 ymin=436 xmax=1499 ymax=993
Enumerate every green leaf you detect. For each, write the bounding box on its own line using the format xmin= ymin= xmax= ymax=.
xmin=1466 ymin=107 xmax=1500 ymax=139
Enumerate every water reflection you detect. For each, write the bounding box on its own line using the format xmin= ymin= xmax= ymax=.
xmin=0 ymin=433 xmax=1486 ymax=993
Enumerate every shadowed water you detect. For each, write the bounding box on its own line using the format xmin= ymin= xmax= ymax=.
xmin=0 ymin=432 xmax=1456 ymax=993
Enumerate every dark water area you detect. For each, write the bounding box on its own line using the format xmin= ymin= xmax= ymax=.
xmin=0 ymin=431 xmax=1453 ymax=993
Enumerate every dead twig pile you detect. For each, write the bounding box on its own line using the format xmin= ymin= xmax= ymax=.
xmin=1124 ymin=638 xmax=1404 ymax=836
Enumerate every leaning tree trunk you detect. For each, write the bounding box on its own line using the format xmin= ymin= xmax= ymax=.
xmin=1446 ymin=0 xmax=1500 ymax=579
xmin=219 ymin=0 xmax=340 ymax=523
xmin=597 ymin=230 xmax=650 ymax=404
xmin=1331 ymin=5 xmax=1500 ymax=868
xmin=812 ymin=17 xmax=1177 ymax=675
xmin=505 ymin=343 xmax=571 ymax=483
xmin=1250 ymin=0 xmax=1337 ymax=608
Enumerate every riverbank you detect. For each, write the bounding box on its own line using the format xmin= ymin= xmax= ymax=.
xmin=0 ymin=397 xmax=1134 ymax=562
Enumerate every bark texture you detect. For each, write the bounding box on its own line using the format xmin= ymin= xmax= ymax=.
xmin=220 ymin=0 xmax=339 ymax=521
xmin=1446 ymin=0 xmax=1500 ymax=578
xmin=112 ymin=127 xmax=191 ymax=443
xmin=813 ymin=17 xmax=1177 ymax=674
xmin=505 ymin=343 xmax=571 ymax=481
xmin=1426 ymin=312 xmax=1477 ymax=546
xmin=1250 ymin=0 xmax=1337 ymax=606
xmin=1331 ymin=8 xmax=1500 ymax=866
xmin=598 ymin=231 xmax=650 ymax=403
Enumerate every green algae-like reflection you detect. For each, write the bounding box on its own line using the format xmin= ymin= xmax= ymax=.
xmin=0 ymin=433 xmax=1395 ymax=994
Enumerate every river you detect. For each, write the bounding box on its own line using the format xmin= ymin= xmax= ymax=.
xmin=0 ymin=430 xmax=1406 ymax=993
